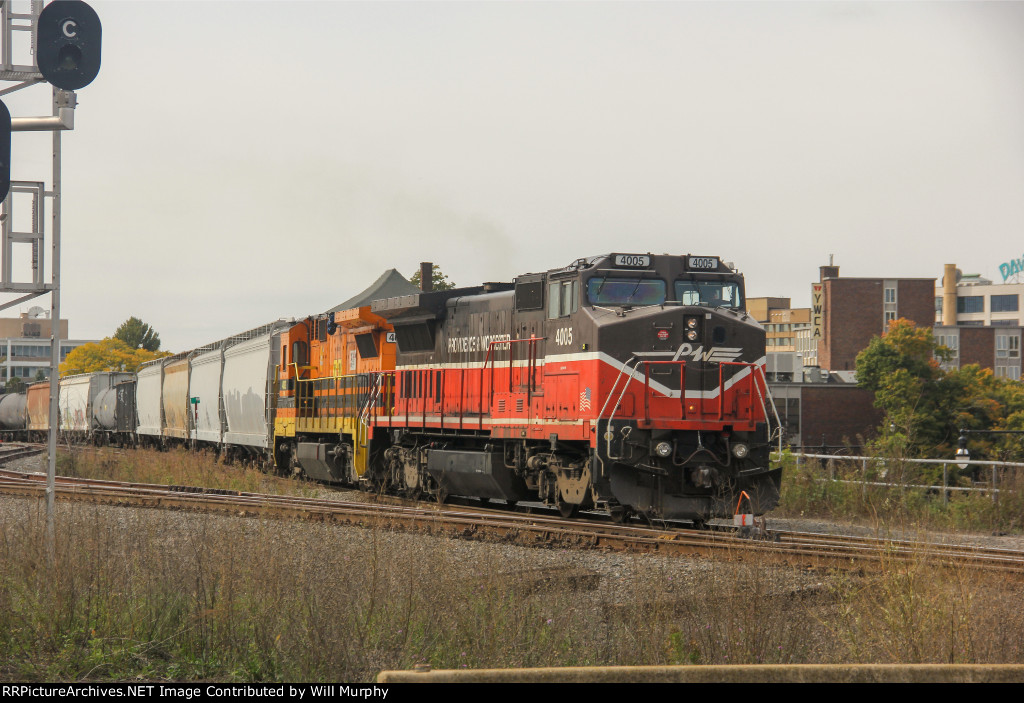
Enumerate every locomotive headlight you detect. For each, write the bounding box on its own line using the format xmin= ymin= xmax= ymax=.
xmin=654 ymin=441 xmax=673 ymax=458
xmin=732 ymin=442 xmax=750 ymax=459
xmin=685 ymin=317 xmax=699 ymax=341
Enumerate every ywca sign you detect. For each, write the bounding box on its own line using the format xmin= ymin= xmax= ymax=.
xmin=811 ymin=283 xmax=823 ymax=339
xmin=1000 ymin=256 xmax=1024 ymax=282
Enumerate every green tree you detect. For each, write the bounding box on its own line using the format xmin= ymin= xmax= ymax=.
xmin=857 ymin=318 xmax=1024 ymax=460
xmin=409 ymin=265 xmax=456 ymax=291
xmin=4 ymin=376 xmax=24 ymax=394
xmin=60 ymin=338 xmax=170 ymax=376
xmin=856 ymin=319 xmax=953 ymax=454
xmin=114 ymin=316 xmax=162 ymax=351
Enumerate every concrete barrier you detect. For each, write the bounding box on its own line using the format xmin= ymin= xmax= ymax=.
xmin=377 ymin=663 xmax=1024 ymax=683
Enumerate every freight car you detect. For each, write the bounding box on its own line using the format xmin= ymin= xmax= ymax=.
xmin=134 ymin=321 xmax=291 ymax=461
xmin=0 ymin=373 xmax=135 ymax=444
xmin=359 ymin=253 xmax=782 ymax=521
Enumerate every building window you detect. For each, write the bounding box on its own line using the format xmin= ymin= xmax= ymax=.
xmin=997 ymin=335 xmax=1020 ymax=359
xmin=884 ymin=287 xmax=896 ymax=304
xmin=957 ymin=296 xmax=984 ymax=313
xmin=884 ymin=310 xmax=896 ymax=325
xmin=991 ymin=294 xmax=1020 ymax=313
xmin=935 ymin=296 xmax=943 ymax=313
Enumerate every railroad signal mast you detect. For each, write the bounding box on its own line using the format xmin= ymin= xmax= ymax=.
xmin=0 ymin=0 xmax=101 ymax=544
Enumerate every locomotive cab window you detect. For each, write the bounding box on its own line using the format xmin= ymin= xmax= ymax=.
xmin=547 ymin=280 xmax=579 ymax=319
xmin=515 ymin=280 xmax=545 ymax=311
xmin=674 ymin=280 xmax=743 ymax=309
xmin=354 ymin=333 xmax=378 ymax=359
xmin=586 ymin=277 xmax=666 ymax=307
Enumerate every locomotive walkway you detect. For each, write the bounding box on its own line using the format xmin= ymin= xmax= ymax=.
xmin=1 ymin=464 xmax=1023 ymax=576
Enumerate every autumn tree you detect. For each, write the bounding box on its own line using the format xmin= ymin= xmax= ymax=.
xmin=60 ymin=338 xmax=170 ymax=376
xmin=857 ymin=318 xmax=1024 ymax=460
xmin=409 ymin=265 xmax=456 ymax=291
xmin=114 ymin=316 xmax=161 ymax=351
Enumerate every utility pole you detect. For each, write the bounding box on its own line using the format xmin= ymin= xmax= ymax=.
xmin=0 ymin=1 xmax=101 ymax=553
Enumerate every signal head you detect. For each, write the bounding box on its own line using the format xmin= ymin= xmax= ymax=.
xmin=36 ymin=1 xmax=102 ymax=91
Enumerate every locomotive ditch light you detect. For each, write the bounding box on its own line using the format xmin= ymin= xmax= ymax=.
xmin=732 ymin=442 xmax=750 ymax=459
xmin=654 ymin=441 xmax=672 ymax=458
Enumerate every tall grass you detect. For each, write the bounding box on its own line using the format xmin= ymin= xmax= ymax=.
xmin=55 ymin=447 xmax=321 ymax=498
xmin=1 ymin=447 xmax=1022 ymax=681
xmin=2 ymin=493 xmax=1023 ymax=682
xmin=776 ymin=453 xmax=1024 ymax=534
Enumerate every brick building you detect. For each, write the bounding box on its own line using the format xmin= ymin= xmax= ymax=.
xmin=814 ymin=265 xmax=935 ymax=372
xmin=770 ymin=382 xmax=882 ymax=449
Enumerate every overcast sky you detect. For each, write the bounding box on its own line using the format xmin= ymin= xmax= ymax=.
xmin=3 ymin=0 xmax=1024 ymax=351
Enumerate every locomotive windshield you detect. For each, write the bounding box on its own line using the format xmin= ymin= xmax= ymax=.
xmin=674 ymin=280 xmax=743 ymax=309
xmin=586 ymin=277 xmax=667 ymax=307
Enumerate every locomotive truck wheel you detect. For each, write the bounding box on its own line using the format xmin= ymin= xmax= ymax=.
xmin=557 ymin=499 xmax=580 ymax=519
xmin=610 ymin=505 xmax=632 ymax=524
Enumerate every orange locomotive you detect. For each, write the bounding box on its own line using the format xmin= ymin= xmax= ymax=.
xmin=273 ymin=304 xmax=398 ymax=483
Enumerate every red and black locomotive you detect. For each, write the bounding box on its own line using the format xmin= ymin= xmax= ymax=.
xmin=364 ymin=253 xmax=782 ymax=522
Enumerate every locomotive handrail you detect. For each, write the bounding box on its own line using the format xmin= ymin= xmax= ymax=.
xmin=717 ymin=361 xmax=759 ymax=422
xmin=359 ymin=371 xmax=395 ymax=433
xmin=596 ymin=356 xmax=636 ymax=423
xmin=640 ymin=360 xmax=688 ymax=424
xmin=750 ymin=363 xmax=785 ymax=456
xmin=600 ymin=356 xmax=641 ymax=461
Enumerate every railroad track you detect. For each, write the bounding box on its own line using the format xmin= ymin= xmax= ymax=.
xmin=1 ymin=466 xmax=1022 ymax=576
xmin=0 ymin=442 xmax=46 ymax=464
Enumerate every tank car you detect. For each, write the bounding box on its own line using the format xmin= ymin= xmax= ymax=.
xmin=58 ymin=372 xmax=135 ymax=442
xmin=362 ymin=253 xmax=782 ymax=521
xmin=0 ymin=391 xmax=28 ymax=439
